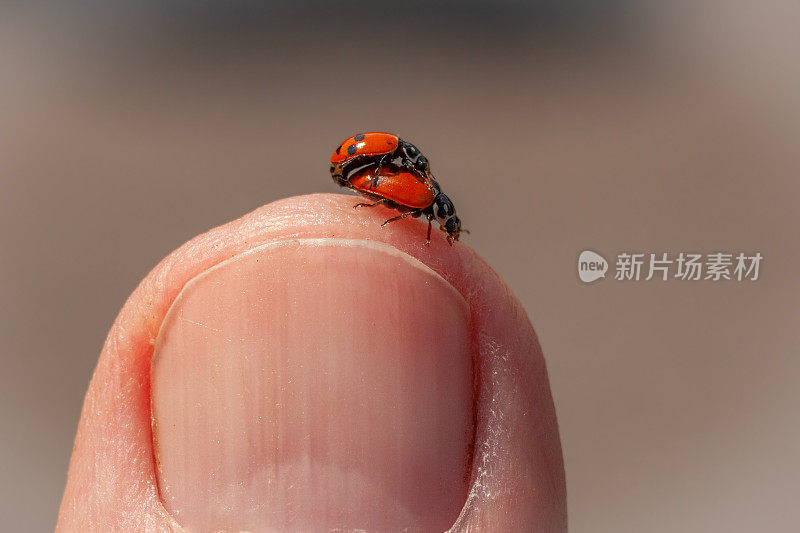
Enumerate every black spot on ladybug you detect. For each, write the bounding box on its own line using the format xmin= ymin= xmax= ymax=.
xmin=347 ymin=144 xmax=358 ymax=156
xmin=335 ymin=145 xmax=341 ymax=154
xmin=354 ymin=133 xmax=365 ymax=141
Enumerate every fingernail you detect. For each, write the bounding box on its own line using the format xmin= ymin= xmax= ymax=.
xmin=151 ymin=239 xmax=473 ymax=532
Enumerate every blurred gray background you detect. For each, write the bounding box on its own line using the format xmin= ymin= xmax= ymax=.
xmin=2 ymin=1 xmax=799 ymax=531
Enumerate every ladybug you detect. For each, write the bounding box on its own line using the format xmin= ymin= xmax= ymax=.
xmin=335 ymin=161 xmax=466 ymax=245
xmin=330 ymin=132 xmax=431 ymax=185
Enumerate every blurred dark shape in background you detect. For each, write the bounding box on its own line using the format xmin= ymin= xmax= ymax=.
xmin=1 ymin=1 xmax=798 ymax=531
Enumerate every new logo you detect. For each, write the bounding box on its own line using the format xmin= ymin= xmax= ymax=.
xmin=578 ymin=250 xmax=608 ymax=283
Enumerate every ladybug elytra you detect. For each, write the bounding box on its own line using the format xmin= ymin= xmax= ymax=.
xmin=329 ymin=132 xmax=465 ymax=245
xmin=330 ymin=132 xmax=431 ymax=185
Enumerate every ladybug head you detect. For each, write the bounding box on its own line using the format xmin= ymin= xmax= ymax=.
xmin=433 ymin=193 xmax=462 ymax=242
xmin=444 ymin=216 xmax=462 ymax=242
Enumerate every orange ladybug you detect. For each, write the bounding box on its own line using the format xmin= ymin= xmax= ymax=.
xmin=335 ymin=161 xmax=466 ymax=245
xmin=330 ymin=132 xmax=430 ymax=185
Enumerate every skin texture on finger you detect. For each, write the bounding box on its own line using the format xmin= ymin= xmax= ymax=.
xmin=57 ymin=193 xmax=566 ymax=532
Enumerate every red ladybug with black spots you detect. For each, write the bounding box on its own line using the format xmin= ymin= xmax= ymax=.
xmin=329 ymin=132 xmax=466 ymax=245
xmin=330 ymin=132 xmax=431 ymax=185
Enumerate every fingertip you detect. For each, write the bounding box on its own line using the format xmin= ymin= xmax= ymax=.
xmin=60 ymin=193 xmax=565 ymax=532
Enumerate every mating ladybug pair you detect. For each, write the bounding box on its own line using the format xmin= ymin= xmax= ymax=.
xmin=330 ymin=132 xmax=466 ymax=245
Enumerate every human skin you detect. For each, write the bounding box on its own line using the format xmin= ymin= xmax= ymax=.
xmin=57 ymin=193 xmax=566 ymax=532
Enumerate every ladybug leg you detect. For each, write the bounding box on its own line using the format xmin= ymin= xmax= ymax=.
xmin=380 ymin=210 xmax=421 ymax=227
xmin=425 ymin=219 xmax=433 ymax=245
xmin=374 ymin=153 xmax=390 ymax=176
xmin=353 ymin=199 xmax=389 ymax=209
